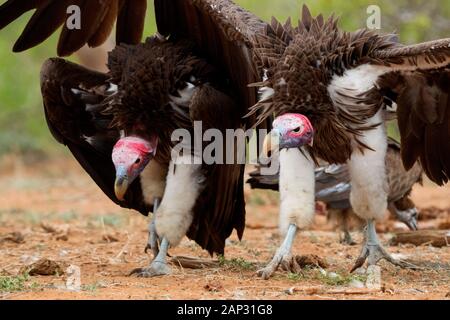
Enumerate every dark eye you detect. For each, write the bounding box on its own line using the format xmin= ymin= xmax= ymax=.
xmin=135 ymin=158 xmax=141 ymax=164
xmin=292 ymin=127 xmax=301 ymax=133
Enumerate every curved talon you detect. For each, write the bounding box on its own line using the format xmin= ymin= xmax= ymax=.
xmin=129 ymin=261 xmax=171 ymax=278
xmin=257 ymin=224 xmax=298 ymax=280
xmin=133 ymin=237 xmax=171 ymax=278
xmin=257 ymin=255 xmax=301 ymax=279
xmin=351 ymin=219 xmax=421 ymax=273
xmin=351 ymin=243 xmax=419 ymax=273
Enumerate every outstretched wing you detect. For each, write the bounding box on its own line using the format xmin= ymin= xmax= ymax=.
xmin=155 ymin=0 xmax=268 ymax=122
xmin=154 ymin=0 xmax=270 ymax=254
xmin=41 ymin=58 xmax=151 ymax=215
xmin=373 ymin=39 xmax=450 ymax=185
xmin=0 ymin=0 xmax=147 ymax=56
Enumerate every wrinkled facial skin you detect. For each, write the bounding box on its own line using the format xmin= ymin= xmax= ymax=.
xmin=112 ymin=136 xmax=157 ymax=201
xmin=272 ymin=113 xmax=314 ymax=150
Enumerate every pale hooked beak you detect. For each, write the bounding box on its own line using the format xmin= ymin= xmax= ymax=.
xmin=114 ymin=166 xmax=129 ymax=201
xmin=395 ymin=207 xmax=419 ymax=231
xmin=262 ymin=129 xmax=281 ymax=157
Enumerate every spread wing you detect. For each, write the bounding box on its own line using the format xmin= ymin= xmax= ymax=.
xmin=155 ymin=0 xmax=268 ymax=123
xmin=154 ymin=0 xmax=270 ymax=254
xmin=41 ymin=58 xmax=151 ymax=215
xmin=373 ymin=39 xmax=450 ymax=185
xmin=0 ymin=0 xmax=147 ymax=56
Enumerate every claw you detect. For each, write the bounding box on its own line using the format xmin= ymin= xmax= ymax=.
xmin=131 ymin=237 xmax=171 ymax=278
xmin=130 ymin=261 xmax=171 ymax=278
xmin=351 ymin=219 xmax=420 ymax=272
xmin=257 ymin=224 xmax=298 ymax=280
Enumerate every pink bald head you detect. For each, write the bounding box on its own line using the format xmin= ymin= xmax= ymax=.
xmin=272 ymin=113 xmax=314 ymax=149
xmin=112 ymin=136 xmax=158 ymax=200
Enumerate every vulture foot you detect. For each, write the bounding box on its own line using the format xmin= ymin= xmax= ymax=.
xmin=340 ymin=230 xmax=357 ymax=246
xmin=351 ymin=219 xmax=417 ymax=272
xmin=350 ymin=243 xmax=415 ymax=272
xmin=131 ymin=237 xmax=171 ymax=278
xmin=257 ymin=254 xmax=301 ymax=280
xmin=130 ymin=261 xmax=171 ymax=278
xmin=257 ymin=224 xmax=298 ymax=280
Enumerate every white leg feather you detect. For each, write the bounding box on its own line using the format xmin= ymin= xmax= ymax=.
xmin=279 ymin=148 xmax=315 ymax=234
xmin=155 ymin=155 xmax=204 ymax=246
xmin=348 ymin=111 xmax=388 ymax=220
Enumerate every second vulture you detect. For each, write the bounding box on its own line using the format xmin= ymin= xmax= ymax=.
xmin=248 ymin=5 xmax=449 ymax=278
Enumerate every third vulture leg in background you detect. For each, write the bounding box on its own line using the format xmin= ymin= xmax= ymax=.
xmin=145 ymin=197 xmax=161 ymax=258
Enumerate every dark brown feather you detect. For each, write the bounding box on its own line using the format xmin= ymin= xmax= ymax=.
xmin=57 ymin=0 xmax=110 ymax=56
xmin=0 ymin=0 xmax=46 ymax=29
xmin=12 ymin=0 xmax=73 ymax=53
xmin=40 ymin=58 xmax=151 ymax=215
xmin=153 ymin=0 xmax=270 ymax=254
xmin=116 ymin=0 xmax=147 ymax=46
xmin=249 ymin=5 xmax=398 ymax=163
xmin=87 ymin=0 xmax=119 ymax=48
xmin=378 ymin=68 xmax=450 ymax=185
xmin=0 ymin=0 xmax=147 ymax=55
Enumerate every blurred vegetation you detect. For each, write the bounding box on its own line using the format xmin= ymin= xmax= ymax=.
xmin=0 ymin=0 xmax=448 ymax=156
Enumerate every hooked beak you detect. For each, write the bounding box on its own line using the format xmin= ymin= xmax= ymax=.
xmin=394 ymin=207 xmax=419 ymax=231
xmin=263 ymin=129 xmax=280 ymax=157
xmin=114 ymin=166 xmax=129 ymax=201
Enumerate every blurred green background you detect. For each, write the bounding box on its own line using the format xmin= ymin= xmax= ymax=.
xmin=0 ymin=0 xmax=448 ymax=157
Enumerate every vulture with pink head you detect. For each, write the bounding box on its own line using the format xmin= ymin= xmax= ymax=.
xmin=0 ymin=0 xmax=271 ymax=277
xmin=248 ymin=5 xmax=449 ymax=278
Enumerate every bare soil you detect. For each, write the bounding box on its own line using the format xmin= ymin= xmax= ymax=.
xmin=0 ymin=155 xmax=449 ymax=300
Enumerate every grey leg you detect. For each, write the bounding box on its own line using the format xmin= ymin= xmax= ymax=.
xmin=340 ymin=209 xmax=356 ymax=245
xmin=351 ymin=219 xmax=416 ymax=272
xmin=342 ymin=229 xmax=356 ymax=246
xmin=131 ymin=237 xmax=171 ymax=277
xmin=257 ymin=224 xmax=299 ymax=280
xmin=145 ymin=197 xmax=161 ymax=258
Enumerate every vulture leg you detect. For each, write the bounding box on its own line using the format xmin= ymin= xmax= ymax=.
xmin=257 ymin=148 xmax=315 ymax=279
xmin=342 ymin=230 xmax=356 ymax=246
xmin=329 ymin=208 xmax=357 ymax=245
xmin=145 ymin=197 xmax=161 ymax=258
xmin=350 ymin=220 xmax=415 ymax=272
xmin=257 ymin=224 xmax=299 ymax=280
xmin=131 ymin=237 xmax=171 ymax=277
xmin=388 ymin=203 xmax=419 ymax=231
xmin=348 ymin=116 xmax=415 ymax=271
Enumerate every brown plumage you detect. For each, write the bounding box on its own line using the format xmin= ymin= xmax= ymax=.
xmin=1 ymin=0 xmax=270 ymax=255
xmin=0 ymin=0 xmax=147 ymax=56
xmin=248 ymin=5 xmax=450 ymax=185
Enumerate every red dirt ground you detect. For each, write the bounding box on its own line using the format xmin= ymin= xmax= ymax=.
xmin=0 ymin=155 xmax=449 ymax=300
